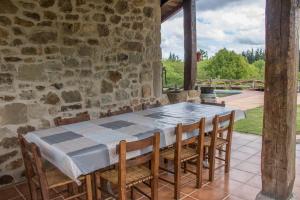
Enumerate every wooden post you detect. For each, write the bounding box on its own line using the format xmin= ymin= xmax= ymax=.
xmin=257 ymin=0 xmax=299 ymax=199
xmin=183 ymin=0 xmax=197 ymax=90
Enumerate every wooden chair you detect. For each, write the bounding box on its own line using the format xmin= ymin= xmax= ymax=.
xmin=18 ymin=134 xmax=91 ymax=200
xmin=159 ymin=118 xmax=205 ymax=200
xmin=142 ymin=101 xmax=161 ymax=110
xmin=201 ymin=100 xmax=226 ymax=107
xmin=109 ymin=107 xmax=133 ymax=116
xmin=54 ymin=111 xmax=90 ymax=126
xmin=96 ymin=133 xmax=160 ymax=200
xmin=204 ymin=111 xmax=235 ymax=181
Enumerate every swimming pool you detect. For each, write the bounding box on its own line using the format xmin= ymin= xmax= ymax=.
xmin=215 ymin=89 xmax=242 ymax=97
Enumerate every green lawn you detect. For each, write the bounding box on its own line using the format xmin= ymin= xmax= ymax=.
xmin=234 ymin=106 xmax=300 ymax=135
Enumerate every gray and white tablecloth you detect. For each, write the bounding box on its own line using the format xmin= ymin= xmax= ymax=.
xmin=25 ymin=102 xmax=245 ymax=182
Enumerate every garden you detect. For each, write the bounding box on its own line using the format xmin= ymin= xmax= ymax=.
xmin=163 ymin=48 xmax=300 ymax=135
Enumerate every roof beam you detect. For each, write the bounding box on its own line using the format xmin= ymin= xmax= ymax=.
xmin=161 ymin=0 xmax=183 ymax=23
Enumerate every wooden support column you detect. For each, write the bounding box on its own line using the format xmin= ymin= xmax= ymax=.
xmin=183 ymin=0 xmax=197 ymax=90
xmin=257 ymin=0 xmax=299 ymax=199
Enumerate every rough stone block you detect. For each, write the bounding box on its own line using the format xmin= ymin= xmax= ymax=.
xmin=0 ymin=0 xmax=18 ymax=14
xmin=0 ymin=103 xmax=28 ymax=125
xmin=18 ymin=64 xmax=46 ymax=81
xmin=62 ymin=90 xmax=82 ymax=103
xmin=0 ymin=73 xmax=13 ymax=85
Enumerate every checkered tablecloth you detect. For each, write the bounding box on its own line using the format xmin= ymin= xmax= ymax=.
xmin=25 ymin=102 xmax=245 ymax=182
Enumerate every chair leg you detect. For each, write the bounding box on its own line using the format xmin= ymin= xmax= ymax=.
xmin=86 ymin=174 xmax=93 ymax=200
xmin=225 ymin=144 xmax=231 ymax=173
xmin=196 ymin=156 xmax=202 ymax=188
xmin=131 ymin=187 xmax=135 ymax=200
xmin=67 ymin=183 xmax=76 ymax=196
xmin=183 ymin=162 xmax=187 ymax=174
xmin=208 ymin=148 xmax=215 ymax=182
xmin=151 ymin=177 xmax=158 ymax=200
xmin=29 ymin=181 xmax=38 ymax=200
xmin=96 ymin=174 xmax=101 ymax=200
xmin=174 ymin=160 xmax=181 ymax=200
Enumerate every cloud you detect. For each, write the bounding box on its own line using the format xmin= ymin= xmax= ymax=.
xmin=236 ymin=37 xmax=264 ymax=45
xmin=161 ymin=0 xmax=266 ymax=58
xmin=196 ymin=0 xmax=246 ymax=11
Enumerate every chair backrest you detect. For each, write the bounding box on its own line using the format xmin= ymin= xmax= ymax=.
xmin=210 ymin=111 xmax=235 ymax=147
xmin=18 ymin=134 xmax=50 ymax=199
xmin=201 ymin=101 xmax=226 ymax=107
xmin=175 ymin=118 xmax=206 ymax=156
xmin=54 ymin=111 xmax=90 ymax=126
xmin=142 ymin=101 xmax=161 ymax=110
xmin=117 ymin=133 xmax=160 ymax=191
xmin=105 ymin=106 xmax=133 ymax=117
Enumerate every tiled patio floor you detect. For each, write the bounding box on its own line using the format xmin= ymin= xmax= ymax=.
xmin=1 ymin=132 xmax=300 ymax=200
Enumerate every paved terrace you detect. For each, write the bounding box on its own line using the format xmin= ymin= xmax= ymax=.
xmin=1 ymin=132 xmax=300 ymax=200
xmin=218 ymin=90 xmax=300 ymax=111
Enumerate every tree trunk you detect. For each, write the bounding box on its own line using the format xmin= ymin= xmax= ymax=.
xmin=183 ymin=0 xmax=197 ymax=90
xmin=257 ymin=0 xmax=299 ymax=199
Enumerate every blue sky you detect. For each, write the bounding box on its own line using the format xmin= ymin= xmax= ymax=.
xmin=161 ymin=0 xmax=266 ymax=59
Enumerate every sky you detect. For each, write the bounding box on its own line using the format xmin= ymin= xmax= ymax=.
xmin=161 ymin=0 xmax=266 ymax=59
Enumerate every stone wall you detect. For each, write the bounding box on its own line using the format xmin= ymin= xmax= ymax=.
xmin=0 ymin=0 xmax=163 ymax=186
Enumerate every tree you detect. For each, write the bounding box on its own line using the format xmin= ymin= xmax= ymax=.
xmin=168 ymin=52 xmax=180 ymax=61
xmin=198 ymin=49 xmax=208 ymax=60
xmin=204 ymin=48 xmax=252 ymax=79
xmin=242 ymin=48 xmax=265 ymax=64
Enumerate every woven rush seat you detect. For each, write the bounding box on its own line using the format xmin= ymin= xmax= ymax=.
xmin=32 ymin=168 xmax=85 ymax=189
xmin=160 ymin=147 xmax=198 ymax=162
xmin=204 ymin=136 xmax=228 ymax=147
xmin=99 ymin=165 xmax=152 ymax=187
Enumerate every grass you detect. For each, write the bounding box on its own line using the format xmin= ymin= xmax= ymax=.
xmin=234 ymin=106 xmax=300 ymax=135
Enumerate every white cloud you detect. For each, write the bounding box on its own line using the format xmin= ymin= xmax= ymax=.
xmin=161 ymin=0 xmax=266 ymax=59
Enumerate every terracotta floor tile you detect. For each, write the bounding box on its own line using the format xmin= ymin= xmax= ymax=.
xmin=294 ymin=175 xmax=300 ymax=188
xmin=236 ymin=134 xmax=260 ymax=142
xmin=237 ymin=146 xmax=260 ymax=155
xmin=230 ymin=158 xmax=243 ymax=168
xmin=190 ymin=185 xmax=229 ymax=200
xmin=230 ymin=184 xmax=260 ymax=200
xmin=234 ymin=161 xmax=260 ymax=174
xmin=0 ymin=186 xmax=21 ymax=200
xmin=232 ymin=138 xmax=252 ymax=146
xmin=246 ymin=155 xmax=261 ymax=166
xmin=158 ymin=185 xmax=186 ymax=200
xmin=228 ymin=168 xmax=256 ymax=183
xmin=15 ymin=182 xmax=30 ymax=199
xmin=245 ymin=141 xmax=262 ymax=149
xmin=231 ymin=151 xmax=253 ymax=161
xmin=207 ymin=175 xmax=243 ymax=193
xmin=180 ymin=179 xmax=199 ymax=195
xmin=231 ymin=143 xmax=243 ymax=150
xmin=182 ymin=196 xmax=197 ymax=200
xmin=225 ymin=194 xmax=247 ymax=200
xmin=247 ymin=175 xmax=262 ymax=189
xmin=293 ymin=186 xmax=300 ymax=197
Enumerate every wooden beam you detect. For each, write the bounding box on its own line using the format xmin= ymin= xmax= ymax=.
xmin=161 ymin=1 xmax=183 ymax=23
xmin=183 ymin=0 xmax=197 ymax=90
xmin=257 ymin=0 xmax=299 ymax=199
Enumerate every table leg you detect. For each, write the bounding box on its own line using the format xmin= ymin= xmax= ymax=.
xmin=86 ymin=174 xmax=93 ymax=200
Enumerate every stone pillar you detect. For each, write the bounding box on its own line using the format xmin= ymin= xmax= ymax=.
xmin=183 ymin=0 xmax=197 ymax=90
xmin=256 ymin=0 xmax=299 ymax=199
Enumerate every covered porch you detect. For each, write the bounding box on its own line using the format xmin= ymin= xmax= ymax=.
xmin=0 ymin=0 xmax=298 ymax=199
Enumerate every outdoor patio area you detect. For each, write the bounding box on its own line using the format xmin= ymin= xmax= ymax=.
xmin=1 ymin=132 xmax=299 ymax=200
